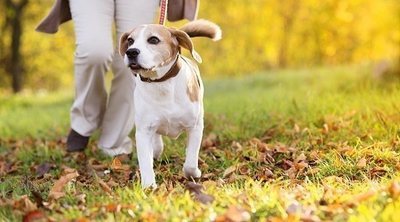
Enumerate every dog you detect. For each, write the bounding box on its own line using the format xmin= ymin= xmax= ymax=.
xmin=119 ymin=20 xmax=221 ymax=188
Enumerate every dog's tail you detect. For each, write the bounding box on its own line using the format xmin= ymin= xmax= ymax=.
xmin=180 ymin=19 xmax=222 ymax=41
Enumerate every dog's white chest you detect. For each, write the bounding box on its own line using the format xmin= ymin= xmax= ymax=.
xmin=134 ymin=73 xmax=201 ymax=138
xmin=155 ymin=116 xmax=188 ymax=138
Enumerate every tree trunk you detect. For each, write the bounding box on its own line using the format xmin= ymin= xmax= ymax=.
xmin=5 ymin=0 xmax=29 ymax=93
xmin=277 ymin=0 xmax=300 ymax=68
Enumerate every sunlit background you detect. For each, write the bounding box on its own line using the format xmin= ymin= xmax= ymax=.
xmin=0 ymin=0 xmax=399 ymax=93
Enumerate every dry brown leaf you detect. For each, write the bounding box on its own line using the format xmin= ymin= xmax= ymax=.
xmin=111 ymin=157 xmax=130 ymax=171
xmin=287 ymin=167 xmax=297 ymax=179
xmin=388 ymin=181 xmax=400 ymax=198
xmin=356 ymin=158 xmax=367 ymax=168
xmin=322 ymin=123 xmax=329 ymax=134
xmin=351 ymin=190 xmax=377 ymax=203
xmin=105 ymin=203 xmax=122 ymax=213
xmin=223 ymin=165 xmax=237 ymax=178
xmin=286 ymin=202 xmax=321 ymax=222
xmin=238 ymin=165 xmax=250 ymax=175
xmin=30 ymin=190 xmax=44 ymax=208
xmin=107 ymin=178 xmax=119 ymax=188
xmin=35 ymin=162 xmax=54 ymax=178
xmin=396 ymin=162 xmax=400 ymax=171
xmin=249 ymin=138 xmax=269 ymax=152
xmin=369 ymin=167 xmax=387 ymax=178
xmin=13 ymin=195 xmax=37 ymax=213
xmin=76 ymin=193 xmax=86 ymax=204
xmin=98 ymin=177 xmax=113 ymax=195
xmin=22 ymin=210 xmax=46 ymax=222
xmin=48 ymin=168 xmax=79 ymax=200
xmin=295 ymin=161 xmax=308 ymax=171
xmin=202 ymin=133 xmax=218 ymax=148
xmin=309 ymin=151 xmax=320 ymax=160
xmin=294 ymin=124 xmax=300 ymax=133
xmin=294 ymin=153 xmax=308 ymax=171
xmin=296 ymin=153 xmax=307 ymax=162
xmin=75 ymin=218 xmax=91 ymax=222
xmin=337 ymin=146 xmax=354 ymax=155
xmin=215 ymin=205 xmax=251 ymax=222
xmin=88 ymin=158 xmax=108 ymax=170
xmin=267 ymin=216 xmax=285 ymax=222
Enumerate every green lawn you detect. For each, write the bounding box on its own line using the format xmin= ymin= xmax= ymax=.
xmin=0 ymin=65 xmax=399 ymax=221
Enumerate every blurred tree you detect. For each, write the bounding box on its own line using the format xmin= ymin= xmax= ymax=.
xmin=2 ymin=0 xmax=29 ymax=93
xmin=276 ymin=0 xmax=301 ymax=68
xmin=0 ymin=0 xmax=398 ymax=92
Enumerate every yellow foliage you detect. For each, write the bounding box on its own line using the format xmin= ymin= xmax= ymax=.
xmin=1 ymin=0 xmax=399 ymax=90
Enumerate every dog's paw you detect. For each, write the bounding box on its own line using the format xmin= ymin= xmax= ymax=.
xmin=183 ymin=166 xmax=202 ymax=179
xmin=153 ymin=150 xmax=162 ymax=160
xmin=141 ymin=181 xmax=157 ymax=190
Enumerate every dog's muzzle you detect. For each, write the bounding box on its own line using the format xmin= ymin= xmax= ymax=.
xmin=126 ymin=48 xmax=143 ymax=70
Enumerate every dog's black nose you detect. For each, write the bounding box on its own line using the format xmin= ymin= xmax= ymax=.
xmin=126 ymin=48 xmax=140 ymax=59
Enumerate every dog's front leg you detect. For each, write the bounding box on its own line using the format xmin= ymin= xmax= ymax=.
xmin=135 ymin=129 xmax=157 ymax=188
xmin=183 ymin=123 xmax=204 ymax=179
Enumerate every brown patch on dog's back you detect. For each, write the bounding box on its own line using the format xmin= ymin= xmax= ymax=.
xmin=187 ymin=73 xmax=200 ymax=102
xmin=183 ymin=57 xmax=201 ymax=102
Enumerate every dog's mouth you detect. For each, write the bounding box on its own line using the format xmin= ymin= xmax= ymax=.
xmin=129 ymin=62 xmax=144 ymax=70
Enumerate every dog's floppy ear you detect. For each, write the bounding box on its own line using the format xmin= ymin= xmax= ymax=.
xmin=119 ymin=32 xmax=130 ymax=56
xmin=168 ymin=28 xmax=202 ymax=63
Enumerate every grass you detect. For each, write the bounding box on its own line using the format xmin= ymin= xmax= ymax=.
xmin=0 ymin=64 xmax=399 ymax=221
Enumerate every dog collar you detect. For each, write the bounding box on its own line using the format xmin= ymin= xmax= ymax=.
xmin=138 ymin=57 xmax=182 ymax=83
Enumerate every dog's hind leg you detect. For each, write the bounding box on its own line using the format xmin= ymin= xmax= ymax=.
xmin=183 ymin=122 xmax=203 ymax=179
xmin=152 ymin=134 xmax=164 ymax=159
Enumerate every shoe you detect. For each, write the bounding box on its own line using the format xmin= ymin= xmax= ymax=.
xmin=66 ymin=129 xmax=89 ymax=152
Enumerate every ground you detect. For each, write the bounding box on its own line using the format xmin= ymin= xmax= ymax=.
xmin=0 ymin=65 xmax=399 ymax=221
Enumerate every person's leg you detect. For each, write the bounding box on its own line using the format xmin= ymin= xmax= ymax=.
xmin=98 ymin=0 xmax=159 ymax=156
xmin=68 ymin=0 xmax=114 ymax=151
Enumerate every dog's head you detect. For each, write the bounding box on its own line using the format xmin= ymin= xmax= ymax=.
xmin=119 ymin=25 xmax=199 ymax=77
xmin=119 ymin=20 xmax=221 ymax=77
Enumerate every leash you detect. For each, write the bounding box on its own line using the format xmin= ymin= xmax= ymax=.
xmin=159 ymin=0 xmax=169 ymax=25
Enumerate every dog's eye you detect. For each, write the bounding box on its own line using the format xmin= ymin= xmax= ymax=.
xmin=147 ymin=36 xmax=160 ymax=44
xmin=127 ymin=38 xmax=134 ymax=46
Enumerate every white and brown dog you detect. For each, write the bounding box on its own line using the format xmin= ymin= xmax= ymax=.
xmin=119 ymin=20 xmax=221 ymax=188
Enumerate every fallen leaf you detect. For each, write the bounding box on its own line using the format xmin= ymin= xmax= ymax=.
xmin=286 ymin=202 xmax=301 ymax=214
xmin=75 ymin=218 xmax=91 ymax=222
xmin=231 ymin=141 xmax=243 ymax=151
xmin=286 ymin=202 xmax=321 ymax=222
xmin=369 ymin=167 xmax=387 ymax=178
xmin=111 ymin=157 xmax=130 ymax=171
xmin=322 ymin=123 xmax=329 ymax=134
xmin=105 ymin=203 xmax=121 ymax=213
xmin=22 ymin=210 xmax=46 ymax=222
xmin=30 ymin=190 xmax=44 ymax=208
xmin=388 ymin=181 xmax=400 ymax=198
xmin=48 ymin=168 xmax=79 ymax=200
xmin=223 ymin=165 xmax=237 ymax=178
xmin=356 ymin=158 xmax=367 ymax=169
xmin=107 ymin=178 xmax=119 ymax=188
xmin=186 ymin=182 xmax=215 ymax=204
xmin=88 ymin=158 xmax=108 ymax=170
xmin=202 ymin=133 xmax=218 ymax=148
xmin=35 ymin=162 xmax=54 ymax=178
xmin=238 ymin=165 xmax=250 ymax=175
xmin=76 ymin=193 xmax=86 ymax=204
xmin=94 ymin=173 xmax=113 ymax=195
xmin=294 ymin=124 xmax=300 ymax=133
xmin=351 ymin=190 xmax=377 ymax=203
xmin=13 ymin=195 xmax=37 ymax=213
xmin=215 ymin=205 xmax=251 ymax=222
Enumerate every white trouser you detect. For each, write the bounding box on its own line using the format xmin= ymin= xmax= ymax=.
xmin=69 ymin=0 xmax=159 ymax=156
